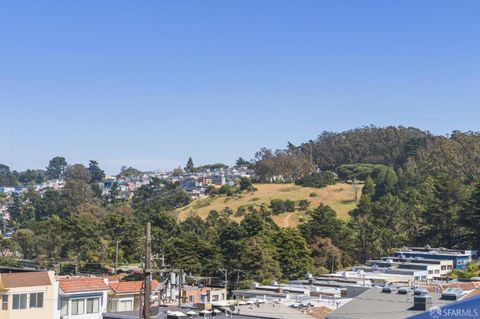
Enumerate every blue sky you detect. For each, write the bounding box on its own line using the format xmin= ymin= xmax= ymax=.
xmin=1 ymin=1 xmax=480 ymax=174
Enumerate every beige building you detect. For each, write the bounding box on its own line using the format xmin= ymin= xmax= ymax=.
xmin=0 ymin=271 xmax=57 ymax=319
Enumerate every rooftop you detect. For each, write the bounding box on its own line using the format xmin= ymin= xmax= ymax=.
xmin=109 ymin=280 xmax=160 ymax=294
xmin=59 ymin=276 xmax=110 ymax=293
xmin=326 ymin=287 xmax=453 ymax=319
xmin=0 ymin=271 xmax=51 ymax=288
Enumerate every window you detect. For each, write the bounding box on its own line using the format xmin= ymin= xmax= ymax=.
xmin=71 ymin=299 xmax=84 ymax=315
xmin=60 ymin=300 xmax=68 ymax=316
xmin=188 ymin=296 xmax=195 ymax=303
xmin=12 ymin=294 xmax=27 ymax=310
xmin=30 ymin=292 xmax=44 ymax=308
xmin=212 ymin=295 xmax=219 ymax=302
xmin=2 ymin=295 xmax=8 ymax=310
xmin=435 ymin=270 xmax=440 ymax=274
xmin=86 ymin=298 xmax=100 ymax=314
xmin=441 ymin=266 xmax=446 ymax=270
xmin=428 ymin=270 xmax=433 ymax=274
xmin=118 ymin=299 xmax=132 ymax=312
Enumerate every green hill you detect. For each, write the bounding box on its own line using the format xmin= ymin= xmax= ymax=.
xmin=177 ymin=183 xmax=359 ymax=227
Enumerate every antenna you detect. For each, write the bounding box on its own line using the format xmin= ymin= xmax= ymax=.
xmin=9 ymin=128 xmax=14 ymax=168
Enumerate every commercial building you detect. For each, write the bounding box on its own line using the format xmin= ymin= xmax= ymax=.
xmin=394 ymin=247 xmax=477 ymax=270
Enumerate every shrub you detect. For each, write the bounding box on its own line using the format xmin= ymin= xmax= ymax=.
xmin=270 ymin=199 xmax=287 ymax=214
xmin=296 ymin=171 xmax=336 ymax=188
xmin=298 ymin=199 xmax=310 ymax=210
xmin=284 ymin=199 xmax=296 ymax=212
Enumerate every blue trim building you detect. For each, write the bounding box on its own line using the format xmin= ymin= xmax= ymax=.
xmin=394 ymin=247 xmax=477 ymax=270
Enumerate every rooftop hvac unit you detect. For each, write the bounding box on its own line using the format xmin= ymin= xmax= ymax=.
xmin=413 ymin=294 xmax=432 ymax=311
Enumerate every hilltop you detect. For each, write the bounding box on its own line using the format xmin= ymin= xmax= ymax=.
xmin=177 ymin=183 xmax=359 ymax=227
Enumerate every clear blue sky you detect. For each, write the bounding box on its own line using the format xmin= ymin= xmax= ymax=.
xmin=1 ymin=1 xmax=480 ymax=174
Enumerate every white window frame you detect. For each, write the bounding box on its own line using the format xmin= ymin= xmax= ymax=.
xmin=118 ymin=298 xmax=133 ymax=312
xmin=1 ymin=295 xmax=8 ymax=310
xmin=30 ymin=292 xmax=44 ymax=308
xmin=12 ymin=294 xmax=27 ymax=310
xmin=71 ymin=299 xmax=85 ymax=315
xmin=86 ymin=298 xmax=100 ymax=314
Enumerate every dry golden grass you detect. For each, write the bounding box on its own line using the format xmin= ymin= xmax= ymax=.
xmin=177 ymin=183 xmax=359 ymax=227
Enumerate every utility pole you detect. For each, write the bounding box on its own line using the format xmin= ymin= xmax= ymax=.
xmin=219 ymin=268 xmax=228 ymax=291
xmin=114 ymin=239 xmax=120 ymax=275
xmin=143 ymin=222 xmax=152 ymax=319
xmin=236 ymin=270 xmax=240 ymax=291
xmin=178 ymin=270 xmax=184 ymax=307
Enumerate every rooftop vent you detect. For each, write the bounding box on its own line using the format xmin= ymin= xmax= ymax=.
xmin=382 ymin=285 xmax=399 ymax=293
xmin=413 ymin=288 xmax=429 ymax=297
xmin=398 ymin=287 xmax=411 ymax=295
xmin=441 ymin=288 xmax=465 ymax=301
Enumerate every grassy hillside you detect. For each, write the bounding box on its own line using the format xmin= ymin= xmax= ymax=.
xmin=177 ymin=183 xmax=359 ymax=227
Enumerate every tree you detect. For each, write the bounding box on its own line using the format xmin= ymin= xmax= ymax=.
xmin=46 ymin=156 xmax=68 ymax=180
xmin=172 ymin=167 xmax=184 ymax=177
xmin=362 ymin=176 xmax=375 ymax=197
xmin=236 ymin=157 xmax=250 ymax=167
xmin=239 ymin=177 xmax=253 ymax=190
xmin=0 ymin=164 xmax=18 ymax=187
xmin=274 ymin=229 xmax=313 ymax=279
xmin=61 ymin=166 xmax=95 ymax=216
xmin=421 ymin=177 xmax=469 ymax=248
xmin=118 ymin=166 xmax=142 ymax=177
xmin=100 ymin=212 xmax=143 ymax=264
xmin=12 ymin=229 xmax=36 ymax=259
xmin=461 ymin=182 xmax=480 ymax=251
xmin=298 ymin=199 xmax=310 ymax=211
xmin=18 ymin=169 xmax=45 ymax=184
xmin=239 ymin=236 xmax=281 ymax=284
xmin=185 ymin=157 xmax=195 ymax=173
xmin=300 ymin=204 xmax=345 ymax=246
xmin=310 ymin=236 xmax=342 ymax=274
xmin=132 ymin=178 xmax=191 ymax=221
xmin=270 ymin=199 xmax=286 ymax=214
xmin=88 ymin=160 xmax=105 ymax=184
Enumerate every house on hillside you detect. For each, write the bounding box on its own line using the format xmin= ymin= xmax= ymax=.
xmin=57 ymin=276 xmax=110 ymax=319
xmin=181 ymin=285 xmax=227 ymax=305
xmin=108 ymin=279 xmax=160 ymax=312
xmin=0 ymin=271 xmax=57 ymax=319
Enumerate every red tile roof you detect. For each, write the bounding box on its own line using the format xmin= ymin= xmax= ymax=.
xmin=59 ymin=277 xmax=109 ymax=293
xmin=1 ymin=272 xmax=51 ymax=288
xmin=109 ymin=280 xmax=160 ymax=294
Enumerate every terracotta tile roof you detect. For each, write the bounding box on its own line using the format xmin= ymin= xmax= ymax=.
xmin=109 ymin=280 xmax=160 ymax=294
xmin=0 ymin=272 xmax=51 ymax=288
xmin=59 ymin=277 xmax=109 ymax=293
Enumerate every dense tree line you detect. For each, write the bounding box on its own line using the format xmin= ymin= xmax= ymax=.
xmin=253 ymin=126 xmax=480 ymax=183
xmin=4 ymin=125 xmax=480 ymax=284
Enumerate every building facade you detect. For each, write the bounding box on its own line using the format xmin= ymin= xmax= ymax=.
xmin=0 ymin=271 xmax=57 ymax=319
